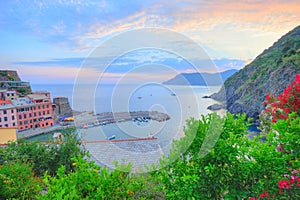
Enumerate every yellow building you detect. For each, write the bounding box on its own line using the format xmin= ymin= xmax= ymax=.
xmin=0 ymin=128 xmax=17 ymax=144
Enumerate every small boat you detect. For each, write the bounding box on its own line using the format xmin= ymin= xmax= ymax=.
xmin=107 ymin=135 xmax=116 ymax=140
xmin=82 ymin=125 xmax=88 ymax=129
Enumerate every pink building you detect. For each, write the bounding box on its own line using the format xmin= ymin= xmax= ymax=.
xmin=27 ymin=91 xmax=54 ymax=129
xmin=0 ymin=102 xmax=17 ymax=128
xmin=12 ymin=91 xmax=54 ymax=130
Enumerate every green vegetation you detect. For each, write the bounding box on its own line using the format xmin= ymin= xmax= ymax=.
xmin=0 ymin=111 xmax=299 ymax=199
xmin=0 ymin=128 xmax=86 ymax=177
xmin=0 ymin=77 xmax=299 ymax=199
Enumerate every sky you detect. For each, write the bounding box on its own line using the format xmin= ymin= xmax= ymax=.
xmin=0 ymin=0 xmax=300 ymax=84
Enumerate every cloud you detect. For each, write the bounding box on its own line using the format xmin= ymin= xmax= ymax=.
xmin=1 ymin=0 xmax=300 ymax=61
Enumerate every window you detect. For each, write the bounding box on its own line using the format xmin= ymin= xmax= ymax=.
xmin=4 ymin=117 xmax=7 ymax=121
xmin=5 ymin=124 xmax=8 ymax=127
xmin=12 ymin=115 xmax=15 ymax=120
xmin=0 ymin=117 xmax=1 ymax=122
xmin=24 ymin=121 xmax=28 ymax=125
xmin=20 ymin=121 xmax=22 ymax=125
xmin=3 ymin=110 xmax=7 ymax=115
xmin=29 ymin=113 xmax=32 ymax=118
xmin=47 ymin=105 xmax=49 ymax=108
xmin=11 ymin=109 xmax=14 ymax=113
xmin=47 ymin=110 xmax=50 ymax=114
xmin=30 ymin=119 xmax=32 ymax=123
xmin=13 ymin=122 xmax=15 ymax=126
xmin=43 ymin=111 xmax=45 ymax=115
xmin=24 ymin=114 xmax=27 ymax=119
xmin=38 ymin=106 xmax=41 ymax=109
xmin=19 ymin=115 xmax=22 ymax=120
xmin=34 ymin=112 xmax=36 ymax=117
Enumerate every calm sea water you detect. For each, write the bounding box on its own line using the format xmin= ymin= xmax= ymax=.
xmin=31 ymin=84 xmax=222 ymax=153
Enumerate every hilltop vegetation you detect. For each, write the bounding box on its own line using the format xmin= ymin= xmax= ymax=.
xmin=0 ymin=70 xmax=32 ymax=96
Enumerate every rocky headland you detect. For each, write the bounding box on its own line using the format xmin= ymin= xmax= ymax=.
xmin=209 ymin=25 xmax=300 ymax=123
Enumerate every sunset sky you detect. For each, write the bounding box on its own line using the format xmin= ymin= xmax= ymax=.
xmin=1 ymin=0 xmax=300 ymax=84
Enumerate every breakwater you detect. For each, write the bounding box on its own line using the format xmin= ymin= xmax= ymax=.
xmin=75 ymin=111 xmax=170 ymax=126
xmin=17 ymin=111 xmax=170 ymax=139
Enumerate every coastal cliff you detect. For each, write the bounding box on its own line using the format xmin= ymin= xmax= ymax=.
xmin=210 ymin=25 xmax=300 ymax=121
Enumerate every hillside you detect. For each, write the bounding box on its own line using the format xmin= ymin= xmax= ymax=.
xmin=163 ymin=69 xmax=238 ymax=86
xmin=210 ymin=25 xmax=300 ymax=121
xmin=0 ymin=70 xmax=32 ymax=96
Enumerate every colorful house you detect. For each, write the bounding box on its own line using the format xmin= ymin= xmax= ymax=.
xmin=12 ymin=91 xmax=54 ymax=130
xmin=0 ymin=89 xmax=19 ymax=101
xmin=0 ymin=90 xmax=54 ymax=131
xmin=0 ymin=102 xmax=17 ymax=128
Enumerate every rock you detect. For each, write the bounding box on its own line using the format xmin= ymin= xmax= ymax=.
xmin=207 ymin=104 xmax=225 ymax=111
xmin=202 ymin=95 xmax=211 ymax=98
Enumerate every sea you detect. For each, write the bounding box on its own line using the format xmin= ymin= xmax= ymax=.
xmin=30 ymin=84 xmax=223 ymax=154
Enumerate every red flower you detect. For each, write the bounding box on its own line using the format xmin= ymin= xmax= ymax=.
xmin=278 ymin=180 xmax=290 ymax=189
xmin=284 ymin=108 xmax=291 ymax=114
xmin=266 ymin=94 xmax=271 ymax=101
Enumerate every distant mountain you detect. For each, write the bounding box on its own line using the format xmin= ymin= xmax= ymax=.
xmin=210 ymin=25 xmax=300 ymax=122
xmin=163 ymin=69 xmax=238 ymax=86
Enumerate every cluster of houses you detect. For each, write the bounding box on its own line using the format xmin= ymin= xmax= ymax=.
xmin=0 ymin=89 xmax=54 ymax=130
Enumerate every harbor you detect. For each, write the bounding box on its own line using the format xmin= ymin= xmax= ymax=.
xmin=18 ymin=111 xmax=171 ymax=139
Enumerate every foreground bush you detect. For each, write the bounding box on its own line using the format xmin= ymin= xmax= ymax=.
xmin=0 ymin=161 xmax=42 ymax=199
xmin=40 ymin=156 xmax=163 ymax=199
xmin=152 ymin=113 xmax=293 ymax=199
xmin=0 ymin=128 xmax=86 ymax=176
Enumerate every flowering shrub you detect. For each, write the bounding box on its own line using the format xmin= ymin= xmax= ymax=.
xmin=263 ymin=74 xmax=300 ymax=123
xmin=0 ymin=161 xmax=42 ymax=199
xmin=250 ymin=74 xmax=300 ymax=199
xmin=250 ymin=169 xmax=300 ymax=199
